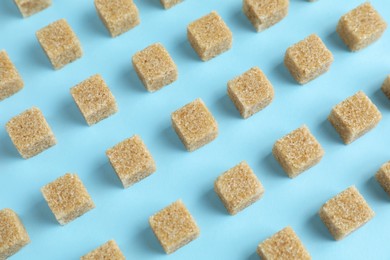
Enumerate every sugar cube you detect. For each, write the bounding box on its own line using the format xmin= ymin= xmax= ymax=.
xmin=0 ymin=50 xmax=24 ymax=101
xmin=14 ymin=0 xmax=51 ymax=17
xmin=375 ymin=161 xmax=390 ymax=196
xmin=81 ymin=240 xmax=125 ymax=260
xmin=160 ymin=0 xmax=182 ymax=9
xmin=381 ymin=75 xmax=390 ymax=99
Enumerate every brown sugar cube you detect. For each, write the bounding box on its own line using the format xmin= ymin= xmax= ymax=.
xmin=132 ymin=43 xmax=178 ymax=92
xmin=36 ymin=19 xmax=83 ymax=70
xmin=214 ymin=161 xmax=264 ymax=215
xmin=94 ymin=0 xmax=140 ymax=37
xmin=106 ymin=135 xmax=156 ymax=188
xmin=227 ymin=67 xmax=274 ymax=119
xmin=375 ymin=161 xmax=390 ymax=196
xmin=284 ymin=34 xmax=333 ymax=84
xmin=337 ymin=3 xmax=387 ymax=52
xmin=257 ymin=227 xmax=311 ymax=260
xmin=149 ymin=200 xmax=200 ymax=254
xmin=328 ymin=91 xmax=381 ymax=144
xmin=14 ymin=0 xmax=51 ymax=18
xmin=70 ymin=74 xmax=118 ymax=126
xmin=243 ymin=0 xmax=289 ymax=32
xmin=160 ymin=0 xmax=182 ymax=9
xmin=0 ymin=209 xmax=30 ymax=259
xmin=6 ymin=107 xmax=56 ymax=159
xmin=187 ymin=11 xmax=233 ymax=61
xmin=319 ymin=186 xmax=374 ymax=240
xmin=171 ymin=98 xmax=218 ymax=152
xmin=272 ymin=125 xmax=324 ymax=178
xmin=41 ymin=173 xmax=95 ymax=225
xmin=0 ymin=50 xmax=24 ymax=101
xmin=81 ymin=240 xmax=125 ymax=260
xmin=381 ymin=75 xmax=390 ymax=99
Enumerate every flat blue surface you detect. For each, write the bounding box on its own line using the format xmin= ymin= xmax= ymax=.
xmin=1 ymin=0 xmax=390 ymax=259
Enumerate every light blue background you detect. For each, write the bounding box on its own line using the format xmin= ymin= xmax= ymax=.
xmin=1 ymin=0 xmax=390 ymax=259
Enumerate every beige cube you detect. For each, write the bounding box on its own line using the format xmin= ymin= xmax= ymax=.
xmin=6 ymin=107 xmax=56 ymax=159
xmin=187 ymin=11 xmax=233 ymax=61
xmin=0 ymin=209 xmax=30 ymax=259
xmin=36 ymin=19 xmax=83 ymax=70
xmin=106 ymin=135 xmax=156 ymax=188
xmin=94 ymin=0 xmax=140 ymax=37
xmin=41 ymin=173 xmax=95 ymax=225
xmin=328 ymin=91 xmax=381 ymax=144
xmin=14 ymin=0 xmax=51 ymax=17
xmin=70 ymin=74 xmax=118 ymax=126
xmin=337 ymin=3 xmax=387 ymax=52
xmin=381 ymin=75 xmax=390 ymax=99
xmin=319 ymin=186 xmax=374 ymax=240
xmin=214 ymin=161 xmax=264 ymax=215
xmin=0 ymin=50 xmax=24 ymax=101
xmin=375 ymin=161 xmax=390 ymax=196
xmin=132 ymin=43 xmax=178 ymax=92
xmin=81 ymin=240 xmax=125 ymax=260
xmin=273 ymin=125 xmax=324 ymax=178
xmin=284 ymin=34 xmax=333 ymax=84
xmin=149 ymin=200 xmax=199 ymax=254
xmin=257 ymin=227 xmax=311 ymax=260
xmin=243 ymin=0 xmax=289 ymax=32
xmin=227 ymin=67 xmax=274 ymax=119
xmin=171 ymin=98 xmax=218 ymax=151
xmin=160 ymin=0 xmax=182 ymax=9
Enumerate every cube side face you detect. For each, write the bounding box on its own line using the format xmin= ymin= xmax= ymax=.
xmin=0 ymin=50 xmax=24 ymax=101
xmin=6 ymin=107 xmax=56 ymax=159
xmin=149 ymin=200 xmax=200 ymax=254
xmin=227 ymin=67 xmax=274 ymax=118
xmin=36 ymin=19 xmax=83 ymax=69
xmin=0 ymin=209 xmax=30 ymax=259
xmin=41 ymin=173 xmax=95 ymax=225
xmin=284 ymin=34 xmax=333 ymax=84
xmin=106 ymin=135 xmax=156 ymax=188
xmin=14 ymin=0 xmax=51 ymax=17
xmin=243 ymin=0 xmax=288 ymax=32
xmin=70 ymin=74 xmax=118 ymax=126
xmin=337 ymin=3 xmax=387 ymax=51
xmin=381 ymin=76 xmax=390 ymax=99
xmin=257 ymin=227 xmax=311 ymax=260
xmin=319 ymin=186 xmax=374 ymax=240
xmin=375 ymin=162 xmax=390 ymax=196
xmin=214 ymin=161 xmax=264 ymax=215
xmin=328 ymin=91 xmax=382 ymax=144
xmin=94 ymin=0 xmax=140 ymax=37
xmin=132 ymin=43 xmax=178 ymax=92
xmin=272 ymin=126 xmax=324 ymax=178
xmin=160 ymin=0 xmax=183 ymax=9
xmin=81 ymin=240 xmax=125 ymax=260
xmin=171 ymin=99 xmax=218 ymax=151
xmin=187 ymin=12 xmax=233 ymax=61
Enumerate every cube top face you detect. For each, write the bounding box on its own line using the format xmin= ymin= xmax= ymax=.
xmin=257 ymin=227 xmax=311 ymax=260
xmin=171 ymin=98 xmax=218 ymax=151
xmin=214 ymin=161 xmax=264 ymax=215
xmin=328 ymin=91 xmax=381 ymax=144
xmin=227 ymin=67 xmax=274 ymax=118
xmin=243 ymin=0 xmax=289 ymax=32
xmin=284 ymin=34 xmax=333 ymax=84
xmin=14 ymin=0 xmax=51 ymax=18
xmin=6 ymin=107 xmax=56 ymax=159
xmin=132 ymin=43 xmax=178 ymax=92
xmin=106 ymin=135 xmax=156 ymax=188
xmin=337 ymin=3 xmax=387 ymax=51
xmin=273 ymin=125 xmax=324 ymax=177
xmin=381 ymin=75 xmax=390 ymax=99
xmin=319 ymin=186 xmax=374 ymax=240
xmin=41 ymin=173 xmax=95 ymax=225
xmin=36 ymin=19 xmax=82 ymax=69
xmin=149 ymin=200 xmax=200 ymax=254
xmin=70 ymin=74 xmax=118 ymax=126
xmin=0 ymin=209 xmax=30 ymax=259
xmin=94 ymin=0 xmax=140 ymax=37
xmin=0 ymin=50 xmax=24 ymax=101
xmin=375 ymin=161 xmax=390 ymax=195
xmin=81 ymin=240 xmax=125 ymax=260
xmin=187 ymin=11 xmax=233 ymax=61
xmin=160 ymin=0 xmax=182 ymax=9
